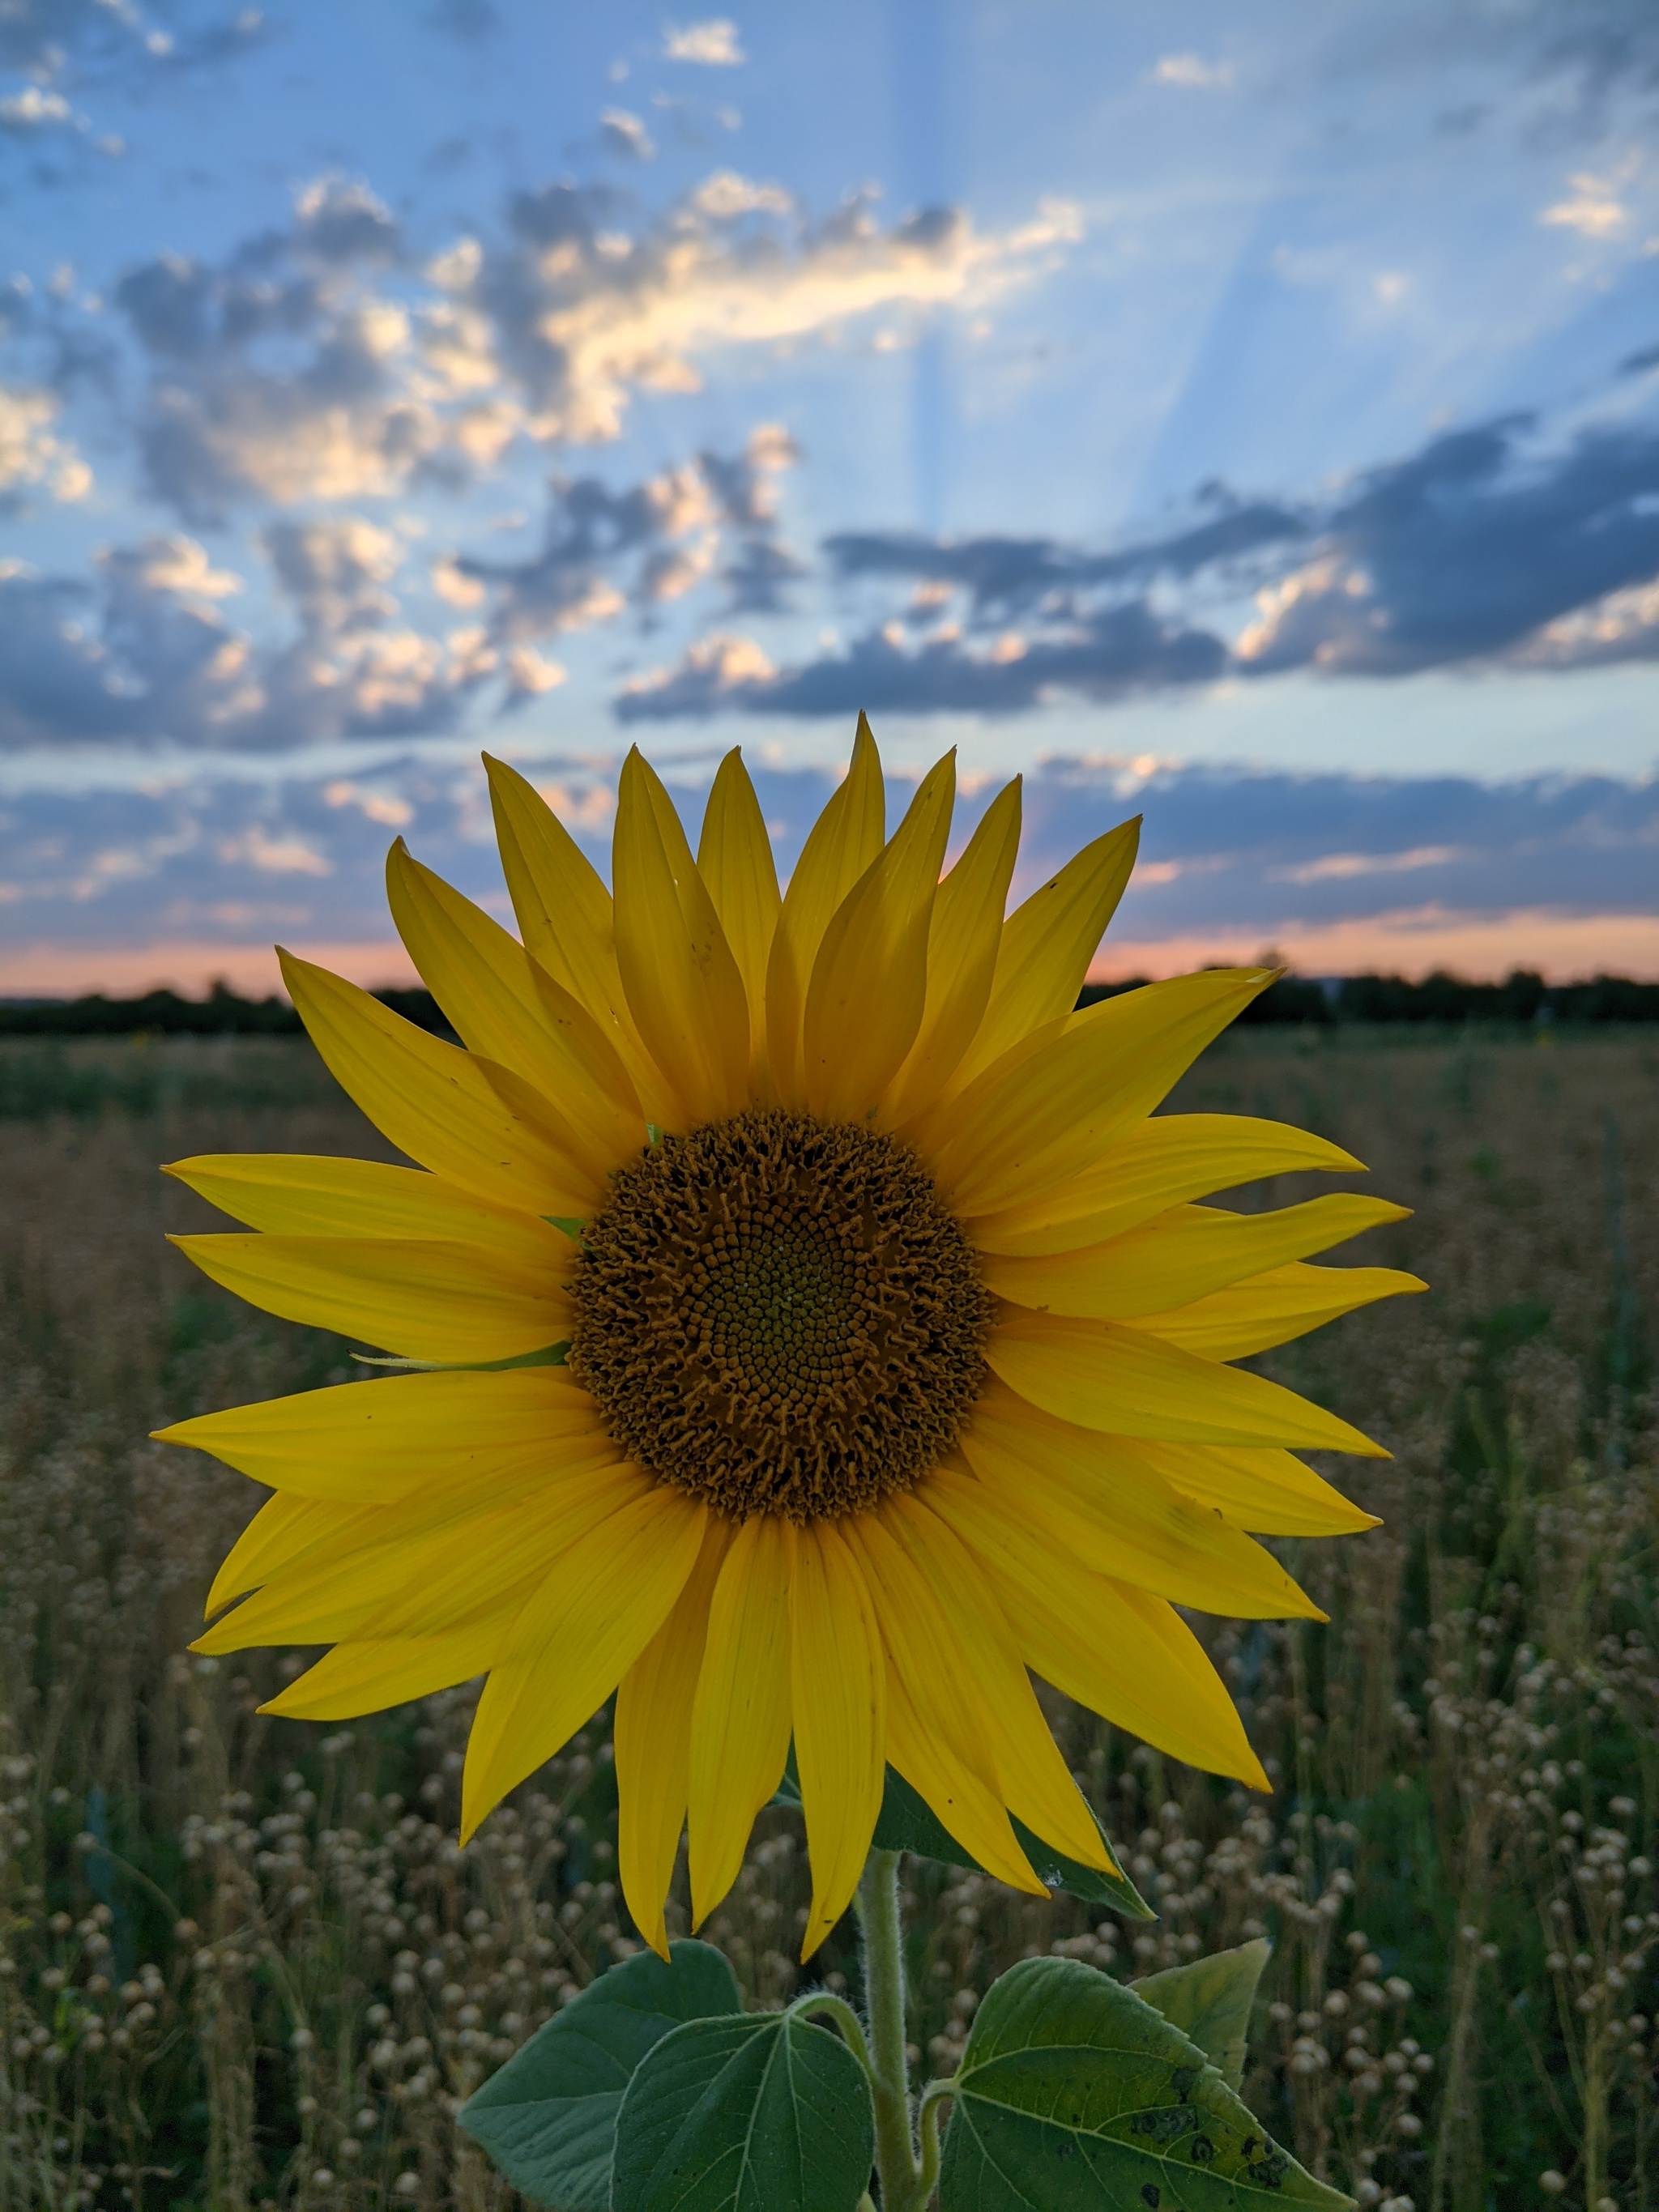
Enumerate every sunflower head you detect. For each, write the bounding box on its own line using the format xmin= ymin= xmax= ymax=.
xmin=157 ymin=713 xmax=1422 ymax=1958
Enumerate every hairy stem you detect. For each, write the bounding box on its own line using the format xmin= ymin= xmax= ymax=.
xmin=858 ymin=1849 xmax=922 ymax=2210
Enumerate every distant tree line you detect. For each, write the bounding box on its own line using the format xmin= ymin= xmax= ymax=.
xmin=2 ymin=967 xmax=1657 ymax=1037
xmin=0 ymin=982 xmax=454 ymax=1038
xmin=1080 ymin=968 xmax=1659 ymax=1024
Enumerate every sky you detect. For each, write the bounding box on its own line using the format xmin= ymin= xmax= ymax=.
xmin=2 ymin=0 xmax=1657 ymax=996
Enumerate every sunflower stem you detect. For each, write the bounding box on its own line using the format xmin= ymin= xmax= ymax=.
xmin=857 ymin=1848 xmax=923 ymax=2210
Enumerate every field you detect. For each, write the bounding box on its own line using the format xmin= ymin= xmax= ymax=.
xmin=1 ymin=1025 xmax=1655 ymax=2212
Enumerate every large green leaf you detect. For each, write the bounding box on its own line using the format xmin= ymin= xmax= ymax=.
xmin=612 ymin=2009 xmax=875 ymax=2212
xmin=773 ymin=1756 xmax=1152 ymax=1919
xmin=457 ymin=1940 xmax=740 ymax=2210
xmin=1133 ymin=1939 xmax=1272 ymax=2091
xmin=939 ymin=1954 xmax=1353 ymax=2212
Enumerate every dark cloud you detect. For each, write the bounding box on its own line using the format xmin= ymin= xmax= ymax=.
xmin=0 ymin=527 xmax=493 ymax=751
xmin=1239 ymin=416 xmax=1659 ymax=673
xmin=617 ymin=601 xmax=1226 ymax=721
xmin=1026 ymin=758 xmax=1659 ymax=936
xmin=6 ymin=755 xmax=1654 ymax=962
xmin=0 ymin=0 xmax=266 ymax=79
xmin=111 ymin=178 xmax=423 ymax=522
xmin=452 ymin=425 xmax=803 ymax=640
xmin=623 ymin=404 xmax=1659 ymax=720
xmin=421 ymin=0 xmax=501 ymax=40
xmin=825 ymin=497 xmax=1306 ymax=614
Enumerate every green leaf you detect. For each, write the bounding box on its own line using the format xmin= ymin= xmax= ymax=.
xmin=939 ymin=1954 xmax=1353 ymax=2212
xmin=457 ymin=1940 xmax=740 ymax=2210
xmin=612 ymin=2010 xmax=875 ymax=2212
xmin=771 ymin=1755 xmax=1152 ymax=1919
xmin=1132 ymin=1939 xmax=1272 ymax=2092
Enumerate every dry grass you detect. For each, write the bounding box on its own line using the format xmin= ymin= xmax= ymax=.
xmin=0 ymin=1025 xmax=1654 ymax=2211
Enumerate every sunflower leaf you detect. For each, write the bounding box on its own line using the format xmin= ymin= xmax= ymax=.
xmin=1132 ymin=1937 xmax=1273 ymax=2091
xmin=457 ymin=1940 xmax=740 ymax=2210
xmin=938 ymin=1954 xmax=1353 ymax=2212
xmin=612 ymin=2009 xmax=874 ymax=2212
xmin=770 ymin=1754 xmax=1153 ymax=1919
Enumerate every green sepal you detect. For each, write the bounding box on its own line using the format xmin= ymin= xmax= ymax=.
xmin=456 ymin=1939 xmax=740 ymax=2210
xmin=544 ymin=1216 xmax=587 ymax=1246
xmin=771 ymin=1754 xmax=1152 ymax=1919
xmin=1132 ymin=1938 xmax=1272 ymax=2091
xmin=612 ymin=2008 xmax=875 ymax=2212
xmin=938 ymin=1954 xmax=1353 ymax=2212
xmin=350 ymin=1340 xmax=570 ymax=1374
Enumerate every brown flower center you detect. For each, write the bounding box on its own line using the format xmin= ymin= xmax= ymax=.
xmin=566 ymin=1109 xmax=992 ymax=1521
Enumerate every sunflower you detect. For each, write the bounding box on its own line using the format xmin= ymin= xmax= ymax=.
xmin=157 ymin=716 xmax=1422 ymax=1958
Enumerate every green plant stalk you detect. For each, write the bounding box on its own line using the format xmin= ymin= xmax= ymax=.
xmin=857 ymin=1850 xmax=923 ymax=2210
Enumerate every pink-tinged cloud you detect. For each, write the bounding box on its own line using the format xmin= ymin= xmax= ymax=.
xmin=1091 ymin=908 xmax=1659 ymax=985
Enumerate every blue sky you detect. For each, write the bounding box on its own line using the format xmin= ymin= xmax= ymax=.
xmin=2 ymin=0 xmax=1657 ymax=993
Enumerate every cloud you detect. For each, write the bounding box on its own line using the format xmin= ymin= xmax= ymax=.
xmin=617 ymin=599 xmax=1226 ymax=720
xmin=1150 ymin=54 xmax=1234 ymax=89
xmin=1235 ymin=416 xmax=1659 ymax=674
xmin=0 ymin=85 xmax=79 ymax=133
xmin=0 ymin=524 xmax=497 ymax=751
xmin=6 ymin=755 xmax=1655 ymax=986
xmin=1541 ymin=168 xmax=1630 ymax=237
xmin=107 ymin=167 xmax=1073 ymax=526
xmin=0 ymin=1 xmax=265 ymax=80
xmin=599 ymin=109 xmax=656 ymax=162
xmin=825 ymin=497 xmax=1306 ymax=612
xmin=0 ymin=385 xmax=91 ymax=502
xmin=422 ymin=0 xmax=501 ymax=38
xmin=440 ymin=179 xmax=1079 ymax=446
xmin=451 ymin=424 xmax=802 ymax=639
xmin=702 ymin=408 xmax=1659 ymax=719
xmin=663 ymin=19 xmax=745 ymax=66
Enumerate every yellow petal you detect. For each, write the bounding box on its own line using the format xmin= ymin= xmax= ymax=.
xmin=802 ymin=752 xmax=955 ymax=1122
xmin=196 ymin=1460 xmax=641 ymax=1653
xmin=881 ymin=1492 xmax=1112 ymax=1870
xmin=279 ymin=951 xmax=599 ymax=1217
xmin=484 ymin=754 xmax=653 ymax=1056
xmin=945 ymin=815 xmax=1139 ymax=1097
xmin=966 ymin=1114 xmax=1366 ymax=1256
xmin=386 ymin=841 xmax=646 ymax=1176
xmin=262 ymin=1623 xmax=505 ymax=1720
xmin=921 ymin=969 xmax=1274 ymax=1216
xmin=697 ymin=748 xmax=782 ymax=1088
xmin=612 ymin=749 xmax=749 ymax=1127
xmin=206 ymin=1492 xmax=367 ymax=1617
xmin=154 ymin=1367 xmax=606 ymax=1502
xmin=1128 ymin=1263 xmax=1427 ymax=1362
xmin=169 ymin=1234 xmax=570 ymax=1364
xmin=614 ymin=1515 xmax=733 ymax=1958
xmin=842 ymin=1511 xmax=1043 ymax=1894
xmin=164 ymin=1153 xmax=566 ymax=1268
xmin=879 ymin=777 xmax=1022 ymax=1129
xmin=686 ymin=1515 xmax=794 ymax=1926
xmin=463 ymin=1485 xmax=707 ymax=1843
xmin=980 ymin=1194 xmax=1411 ymax=1319
xmin=878 ymin=1662 xmax=1045 ymax=1895
xmin=359 ymin=1463 xmax=647 ymax=1644
xmin=788 ymin=1520 xmax=886 ymax=1956
xmin=934 ymin=1478 xmax=1268 ymax=1786
xmin=987 ymin=1304 xmax=1388 ymax=1455
xmin=953 ymin=1377 xmax=1323 ymax=1617
xmin=766 ymin=710 xmax=885 ymax=1106
xmin=1134 ymin=1439 xmax=1380 ymax=1538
